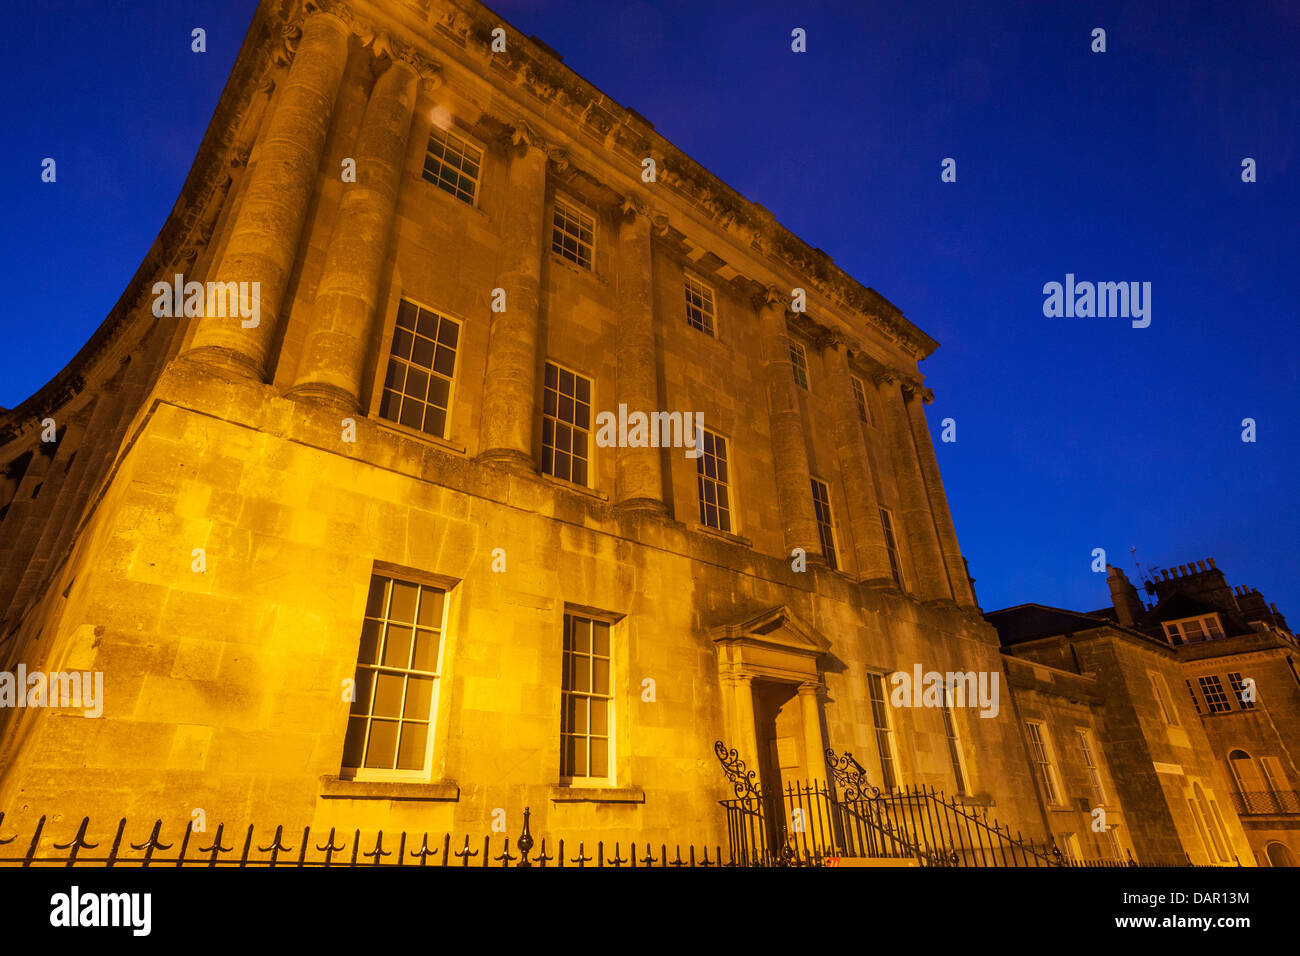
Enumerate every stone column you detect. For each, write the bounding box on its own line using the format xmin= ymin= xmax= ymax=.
xmin=735 ymin=675 xmax=761 ymax=774
xmin=822 ymin=337 xmax=894 ymax=584
xmin=478 ymin=127 xmax=547 ymax=469
xmin=756 ymin=287 xmax=822 ymax=561
xmin=797 ymin=681 xmax=827 ymax=783
xmin=289 ymin=59 xmax=421 ymax=409
xmin=878 ymin=372 xmax=951 ymax=601
xmin=184 ymin=12 xmax=351 ymax=380
xmin=904 ymin=384 xmax=978 ymax=607
xmin=614 ymin=199 xmax=665 ymax=511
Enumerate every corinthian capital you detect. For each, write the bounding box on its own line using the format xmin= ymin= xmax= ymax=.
xmin=752 ymin=284 xmax=785 ymax=312
xmin=618 ymin=194 xmax=653 ymax=223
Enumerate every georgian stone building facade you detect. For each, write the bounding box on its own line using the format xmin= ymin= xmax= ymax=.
xmin=989 ymin=562 xmax=1299 ymax=866
xmin=0 ymin=0 xmax=1288 ymax=866
xmin=0 ymin=0 xmax=1044 ymax=851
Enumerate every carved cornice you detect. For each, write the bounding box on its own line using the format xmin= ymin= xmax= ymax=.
xmin=416 ymin=0 xmax=938 ymax=360
xmin=305 ymin=0 xmax=443 ymax=86
xmin=815 ymin=329 xmax=848 ymax=351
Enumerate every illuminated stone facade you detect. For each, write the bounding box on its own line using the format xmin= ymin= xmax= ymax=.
xmin=0 ymin=0 xmax=1289 ymax=866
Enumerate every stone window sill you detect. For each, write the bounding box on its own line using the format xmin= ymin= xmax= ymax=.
xmin=549 ymin=252 xmax=607 ymax=286
xmin=693 ymin=524 xmax=752 ymax=548
xmin=539 ymin=471 xmax=609 ymax=501
xmin=371 ymin=418 xmax=468 ymax=456
xmin=549 ymin=785 xmax=645 ymax=804
xmin=319 ymin=775 xmax=460 ymax=802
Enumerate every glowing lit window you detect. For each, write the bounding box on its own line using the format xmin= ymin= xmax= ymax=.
xmin=342 ymin=574 xmax=446 ymax=778
xmin=561 ymin=613 xmax=613 ymax=781
xmin=380 ymin=300 xmax=459 ymax=439
xmin=422 ymin=126 xmax=481 ymax=204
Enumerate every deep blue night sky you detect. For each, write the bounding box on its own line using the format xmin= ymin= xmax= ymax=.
xmin=3 ymin=1 xmax=1296 ymax=618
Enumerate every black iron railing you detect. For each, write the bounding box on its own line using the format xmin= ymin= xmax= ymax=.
xmin=0 ymin=808 xmax=756 ymax=868
xmin=714 ymin=741 xmax=1139 ymax=867
xmin=1230 ymin=790 xmax=1300 ymax=815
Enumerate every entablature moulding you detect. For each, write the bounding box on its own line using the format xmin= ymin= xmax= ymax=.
xmin=295 ymin=0 xmax=939 ymax=362
xmin=711 ymin=605 xmax=831 ymax=686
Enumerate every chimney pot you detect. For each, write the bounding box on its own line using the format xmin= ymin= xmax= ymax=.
xmin=1208 ymin=558 xmax=1217 ymax=569
xmin=1197 ymin=561 xmax=1206 ymax=572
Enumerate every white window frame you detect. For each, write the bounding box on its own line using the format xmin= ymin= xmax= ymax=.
xmin=1198 ymin=674 xmax=1232 ymax=714
xmin=941 ymin=682 xmax=970 ymax=794
xmin=696 ymin=426 xmax=736 ymax=534
xmin=1149 ymin=671 xmax=1180 ymax=726
xmin=850 ymin=374 xmax=871 ymax=423
xmin=421 ymin=124 xmax=483 ymax=206
xmin=1077 ymin=727 xmax=1106 ymax=805
xmin=867 ymin=672 xmax=898 ymax=790
xmin=789 ymin=339 xmax=810 ymax=390
xmin=1164 ymin=614 xmax=1224 ymax=643
xmin=559 ymin=611 xmax=616 ymax=787
xmin=810 ymin=476 xmax=839 ymax=571
xmin=341 ymin=571 xmax=451 ymax=783
xmin=541 ymin=360 xmax=594 ymax=488
xmin=551 ymin=197 xmax=596 ymax=271
xmin=1025 ymin=720 xmax=1063 ymax=806
xmin=684 ymin=272 xmax=717 ymax=337
xmin=377 ymin=297 xmax=462 ymax=441
xmin=879 ymin=507 xmax=906 ymax=589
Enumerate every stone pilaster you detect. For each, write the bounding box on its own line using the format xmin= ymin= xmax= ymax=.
xmin=877 ymin=372 xmax=951 ymax=601
xmin=904 ymin=383 xmax=977 ymax=607
xmin=614 ymin=199 xmax=665 ymax=512
xmin=184 ymin=12 xmax=351 ymax=380
xmin=822 ymin=336 xmax=894 ymax=584
xmin=478 ymin=126 xmax=547 ymax=470
xmin=755 ymin=286 xmax=822 ymax=561
xmin=289 ymin=59 xmax=421 ymax=409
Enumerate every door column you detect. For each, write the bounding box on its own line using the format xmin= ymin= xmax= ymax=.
xmin=755 ymin=286 xmax=822 ymax=562
xmin=797 ymin=681 xmax=828 ymax=784
xmin=289 ymin=58 xmax=421 ymax=409
xmin=184 ymin=12 xmax=351 ymax=380
xmin=479 ymin=126 xmax=547 ymax=470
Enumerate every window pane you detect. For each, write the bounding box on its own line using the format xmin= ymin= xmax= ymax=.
xmin=396 ymin=723 xmax=428 ymax=771
xmin=365 ymin=720 xmax=399 ymax=769
xmin=417 ymin=589 xmax=444 ymax=628
xmin=365 ymin=578 xmax=388 ymax=617
xmin=382 ymin=624 xmax=413 ymax=668
xmin=404 ymin=675 xmax=435 ymax=719
xmin=590 ymin=740 xmax=608 ymax=777
xmin=372 ymin=672 xmax=405 ymax=718
xmin=350 ymin=669 xmax=374 ymax=715
xmin=357 ymin=619 xmax=382 ymax=664
xmin=342 ymin=717 xmax=367 ymax=768
xmin=591 ymin=699 xmax=608 ymax=735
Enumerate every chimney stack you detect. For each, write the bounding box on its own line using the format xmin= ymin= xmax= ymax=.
xmin=1107 ymin=565 xmax=1145 ymax=628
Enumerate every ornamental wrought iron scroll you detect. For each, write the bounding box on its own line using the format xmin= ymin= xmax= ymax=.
xmin=713 ymin=740 xmax=763 ymax=799
xmin=824 ymin=748 xmax=882 ymax=801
